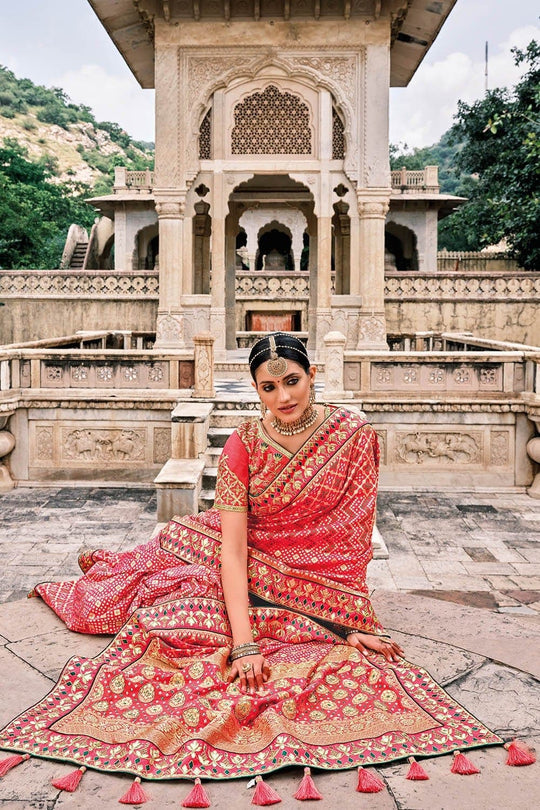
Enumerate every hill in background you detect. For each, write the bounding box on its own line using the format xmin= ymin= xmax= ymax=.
xmin=0 ymin=65 xmax=154 ymax=193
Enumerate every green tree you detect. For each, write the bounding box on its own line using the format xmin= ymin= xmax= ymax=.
xmin=446 ymin=41 xmax=540 ymax=268
xmin=0 ymin=138 xmax=95 ymax=269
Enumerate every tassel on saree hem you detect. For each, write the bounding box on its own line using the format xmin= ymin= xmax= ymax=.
xmin=505 ymin=739 xmax=536 ymax=766
xmin=451 ymin=751 xmax=480 ymax=775
xmin=356 ymin=766 xmax=385 ymax=793
xmin=52 ymin=765 xmax=86 ymax=792
xmin=0 ymin=753 xmax=30 ymax=777
xmin=294 ymin=767 xmax=323 ymax=800
xmin=182 ymin=777 xmax=211 ymax=807
xmin=251 ymin=775 xmax=282 ymax=805
xmin=406 ymin=757 xmax=429 ymax=780
xmin=118 ymin=776 xmax=150 ymax=804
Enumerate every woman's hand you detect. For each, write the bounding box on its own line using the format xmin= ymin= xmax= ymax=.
xmin=346 ymin=632 xmax=404 ymax=663
xmin=228 ymin=654 xmax=270 ymax=693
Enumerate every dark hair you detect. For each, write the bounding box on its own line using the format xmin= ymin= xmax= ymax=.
xmin=249 ymin=332 xmax=311 ymax=380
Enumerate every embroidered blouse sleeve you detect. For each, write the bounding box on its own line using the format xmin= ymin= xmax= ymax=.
xmin=214 ymin=430 xmax=249 ymax=512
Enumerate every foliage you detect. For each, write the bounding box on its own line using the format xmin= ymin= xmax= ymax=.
xmin=445 ymin=41 xmax=540 ymax=268
xmin=0 ymin=139 xmax=95 ymax=269
xmin=0 ymin=65 xmax=155 ymax=268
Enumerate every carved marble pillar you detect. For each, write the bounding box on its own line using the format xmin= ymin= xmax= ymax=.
xmin=193 ymin=332 xmax=216 ymax=398
xmin=0 ymin=416 xmax=15 ymax=491
xmin=356 ymin=196 xmax=389 ymax=350
xmin=210 ymin=172 xmax=227 ymax=359
xmin=154 ymin=199 xmax=186 ymax=349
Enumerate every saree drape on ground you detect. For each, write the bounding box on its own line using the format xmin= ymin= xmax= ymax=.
xmin=0 ymin=408 xmax=501 ymax=779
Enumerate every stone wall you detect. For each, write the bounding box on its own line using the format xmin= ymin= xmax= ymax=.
xmin=1 ymin=269 xmax=539 ymax=347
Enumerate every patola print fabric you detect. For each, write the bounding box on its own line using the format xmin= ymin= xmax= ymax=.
xmin=0 ymin=408 xmax=501 ymax=778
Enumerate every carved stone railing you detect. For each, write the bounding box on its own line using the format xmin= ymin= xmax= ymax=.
xmin=385 ymin=272 xmax=540 ymax=301
xmin=390 ymin=166 xmax=439 ymax=192
xmin=114 ymin=167 xmax=154 ymax=191
xmin=235 ymin=272 xmax=310 ymax=298
xmin=323 ymin=330 xmax=540 ymax=491
xmin=0 ymin=270 xmax=159 ymax=299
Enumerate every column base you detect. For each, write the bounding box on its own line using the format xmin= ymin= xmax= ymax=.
xmin=357 ymin=312 xmax=388 ymax=351
xmin=154 ymin=311 xmax=185 ymax=350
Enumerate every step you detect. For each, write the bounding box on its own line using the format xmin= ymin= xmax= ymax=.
xmin=199 ymin=489 xmax=215 ymax=511
xmin=207 ymin=427 xmax=234 ymax=447
xmin=202 ymin=467 xmax=217 ymax=489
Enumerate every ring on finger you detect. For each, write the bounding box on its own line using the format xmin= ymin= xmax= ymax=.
xmin=242 ymin=663 xmax=252 ymax=673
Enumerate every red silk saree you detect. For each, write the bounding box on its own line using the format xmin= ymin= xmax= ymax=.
xmin=0 ymin=407 xmax=501 ymax=779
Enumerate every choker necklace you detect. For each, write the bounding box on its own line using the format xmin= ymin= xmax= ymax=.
xmin=270 ymin=405 xmax=318 ymax=436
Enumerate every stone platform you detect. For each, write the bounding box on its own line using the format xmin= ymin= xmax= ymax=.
xmin=0 ymin=486 xmax=538 ymax=808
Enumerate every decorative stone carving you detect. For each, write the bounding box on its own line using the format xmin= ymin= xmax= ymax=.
xmin=377 ymin=430 xmax=387 ymax=465
xmin=490 ymin=431 xmax=510 ymax=466
xmin=63 ymin=429 xmax=145 ymax=463
xmin=323 ymin=331 xmax=348 ymax=399
xmin=231 ymin=85 xmax=312 ymax=155
xmin=153 ymin=427 xmax=172 ymax=464
xmin=36 ymin=426 xmax=53 ymax=462
xmin=0 ymin=271 xmax=159 ymax=299
xmin=358 ymin=314 xmax=387 ymax=349
xmin=395 ymin=432 xmax=481 ymax=465
xmin=156 ymin=312 xmax=184 ymax=348
xmin=384 ymin=273 xmax=540 ymax=301
xmin=193 ymin=333 xmax=216 ymax=398
xmin=236 ymin=273 xmax=309 ymax=298
xmin=155 ymin=201 xmax=185 ymax=219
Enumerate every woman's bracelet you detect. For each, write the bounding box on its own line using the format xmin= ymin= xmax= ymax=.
xmin=229 ymin=642 xmax=261 ymax=661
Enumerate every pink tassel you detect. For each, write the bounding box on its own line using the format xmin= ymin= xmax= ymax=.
xmin=52 ymin=765 xmax=86 ymax=792
xmin=505 ymin=739 xmax=536 ymax=766
xmin=451 ymin=751 xmax=480 ymax=775
xmin=118 ymin=776 xmax=150 ymax=804
xmin=251 ymin=775 xmax=282 ymax=805
xmin=356 ymin=765 xmax=385 ymax=793
xmin=0 ymin=753 xmax=30 ymax=777
xmin=182 ymin=777 xmax=211 ymax=807
xmin=406 ymin=757 xmax=429 ymax=780
xmin=294 ymin=767 xmax=323 ymax=800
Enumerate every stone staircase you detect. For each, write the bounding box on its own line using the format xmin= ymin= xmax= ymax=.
xmin=199 ymin=406 xmax=256 ymax=510
xmin=69 ymin=241 xmax=88 ymax=268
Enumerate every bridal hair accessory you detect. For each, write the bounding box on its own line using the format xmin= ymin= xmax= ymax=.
xmin=265 ymin=335 xmax=289 ymax=377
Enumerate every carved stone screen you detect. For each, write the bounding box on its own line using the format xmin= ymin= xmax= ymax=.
xmin=199 ymin=109 xmax=212 ymax=159
xmin=231 ymin=85 xmax=312 ymax=155
xmin=332 ymin=107 xmax=345 ymax=159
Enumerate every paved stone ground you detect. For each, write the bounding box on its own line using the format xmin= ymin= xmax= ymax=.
xmin=0 ymin=485 xmax=539 ymax=808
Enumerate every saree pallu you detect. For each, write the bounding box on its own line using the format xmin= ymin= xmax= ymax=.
xmin=0 ymin=409 xmax=502 ymax=778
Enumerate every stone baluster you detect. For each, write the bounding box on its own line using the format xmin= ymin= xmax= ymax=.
xmin=323 ymin=331 xmax=350 ymax=400
xmin=193 ymin=333 xmax=215 ymax=398
xmin=0 ymin=416 xmax=15 ymax=491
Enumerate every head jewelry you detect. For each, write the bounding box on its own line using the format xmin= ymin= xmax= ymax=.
xmin=264 ymin=335 xmax=289 ymax=377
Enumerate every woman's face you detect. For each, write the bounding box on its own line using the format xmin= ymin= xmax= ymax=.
xmin=253 ymin=359 xmax=316 ymax=422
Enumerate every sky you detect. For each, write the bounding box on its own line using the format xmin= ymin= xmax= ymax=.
xmin=0 ymin=0 xmax=538 ymax=149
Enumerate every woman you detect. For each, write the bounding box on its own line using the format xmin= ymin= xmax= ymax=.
xmin=0 ymin=333 xmax=500 ymax=780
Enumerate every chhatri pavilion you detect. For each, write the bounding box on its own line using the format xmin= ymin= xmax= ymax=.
xmin=87 ymin=0 xmax=462 ymax=359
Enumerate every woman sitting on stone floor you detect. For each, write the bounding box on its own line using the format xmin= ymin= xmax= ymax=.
xmin=0 ymin=332 xmax=502 ymax=788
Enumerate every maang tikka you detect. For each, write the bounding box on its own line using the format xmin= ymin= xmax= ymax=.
xmin=265 ymin=335 xmax=288 ymax=377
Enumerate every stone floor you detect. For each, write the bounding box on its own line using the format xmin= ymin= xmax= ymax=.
xmin=0 ymin=485 xmax=539 ymax=808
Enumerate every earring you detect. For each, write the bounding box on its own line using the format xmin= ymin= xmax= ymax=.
xmin=259 ymin=399 xmax=267 ymax=417
xmin=309 ymin=384 xmax=315 ymax=405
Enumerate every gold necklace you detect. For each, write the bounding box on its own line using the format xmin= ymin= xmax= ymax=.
xmin=270 ymin=405 xmax=318 ymax=436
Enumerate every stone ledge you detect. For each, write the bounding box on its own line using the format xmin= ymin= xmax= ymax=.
xmin=171 ymin=402 xmax=214 ymax=422
xmin=154 ymin=458 xmax=206 ymax=488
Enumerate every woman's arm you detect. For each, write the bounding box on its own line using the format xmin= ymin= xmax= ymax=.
xmin=220 ymin=510 xmax=270 ymax=692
